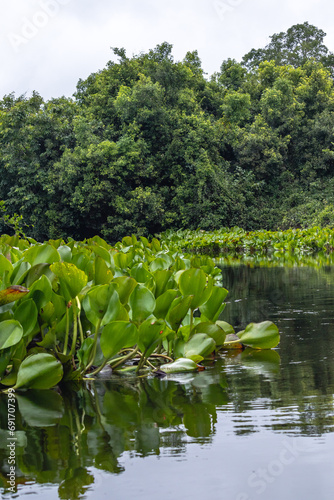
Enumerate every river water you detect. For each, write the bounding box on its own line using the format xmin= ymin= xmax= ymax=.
xmin=1 ymin=263 xmax=334 ymax=499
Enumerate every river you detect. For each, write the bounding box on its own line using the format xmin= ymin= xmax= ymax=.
xmin=1 ymin=262 xmax=334 ymax=499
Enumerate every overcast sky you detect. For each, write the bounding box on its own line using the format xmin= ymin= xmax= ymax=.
xmin=1 ymin=0 xmax=334 ymax=101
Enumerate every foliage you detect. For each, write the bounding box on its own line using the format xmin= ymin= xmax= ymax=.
xmin=0 ymin=234 xmax=279 ymax=390
xmin=1 ymin=23 xmax=334 ymax=239
xmin=161 ymin=226 xmax=334 ymax=256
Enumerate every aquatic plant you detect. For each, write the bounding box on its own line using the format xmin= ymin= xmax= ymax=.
xmin=0 ymin=233 xmax=279 ymax=390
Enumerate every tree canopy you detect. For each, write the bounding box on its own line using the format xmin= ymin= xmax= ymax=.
xmin=1 ymin=23 xmax=334 ymax=241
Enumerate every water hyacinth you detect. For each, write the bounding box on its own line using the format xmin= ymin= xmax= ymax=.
xmin=0 ymin=233 xmax=280 ymax=390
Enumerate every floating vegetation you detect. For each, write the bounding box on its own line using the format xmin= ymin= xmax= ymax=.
xmin=0 ymin=233 xmax=279 ymax=390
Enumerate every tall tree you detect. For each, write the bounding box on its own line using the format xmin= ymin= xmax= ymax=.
xmin=242 ymin=22 xmax=334 ymax=76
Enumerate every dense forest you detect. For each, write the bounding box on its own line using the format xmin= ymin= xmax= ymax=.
xmin=1 ymin=22 xmax=334 ymax=242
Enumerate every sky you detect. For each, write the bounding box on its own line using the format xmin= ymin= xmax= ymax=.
xmin=1 ymin=0 xmax=334 ymax=101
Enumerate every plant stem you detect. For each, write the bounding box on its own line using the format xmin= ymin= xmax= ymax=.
xmin=76 ymin=296 xmax=84 ymax=344
xmin=89 ymin=359 xmax=108 ymax=377
xmin=190 ymin=308 xmax=194 ymax=332
xmin=111 ymin=345 xmax=140 ymax=370
xmin=149 ymin=353 xmax=173 ymax=362
xmin=84 ymin=319 xmax=102 ymax=372
xmin=70 ymin=300 xmax=78 ymax=355
xmin=63 ymin=306 xmax=70 ymax=355
xmin=136 ymin=348 xmax=147 ymax=373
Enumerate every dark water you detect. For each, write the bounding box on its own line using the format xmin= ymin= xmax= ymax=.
xmin=1 ymin=264 xmax=334 ymax=500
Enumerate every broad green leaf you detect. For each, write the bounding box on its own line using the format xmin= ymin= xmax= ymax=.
xmin=166 ymin=295 xmax=193 ymax=331
xmin=100 ymin=321 xmax=138 ymax=360
xmin=149 ymin=255 xmax=172 ymax=272
xmin=154 ymin=289 xmax=179 ymax=319
xmin=113 ymin=251 xmax=132 ymax=269
xmin=129 ymin=284 xmax=156 ymax=324
xmin=26 ymin=274 xmax=52 ymax=310
xmin=89 ymin=243 xmax=111 ymax=264
xmin=138 ymin=318 xmax=166 ymax=356
xmin=14 ymin=353 xmax=63 ymax=390
xmin=0 ymin=320 xmax=23 ymax=349
xmin=216 ymin=320 xmax=235 ymax=335
xmin=191 ymin=322 xmax=226 ymax=346
xmin=130 ymin=263 xmax=153 ymax=283
xmin=183 ymin=333 xmax=216 ymax=360
xmin=57 ymin=245 xmax=72 ymax=262
xmin=199 ymin=286 xmax=228 ymax=322
xmin=10 ymin=261 xmax=31 ymax=285
xmin=112 ymin=276 xmax=137 ymax=305
xmin=23 ymin=243 xmax=60 ymax=266
xmin=14 ymin=299 xmax=38 ymax=337
xmin=152 ymin=270 xmax=173 ymax=297
xmin=94 ymin=255 xmax=113 ymax=285
xmin=50 ymin=262 xmax=88 ymax=301
xmin=37 ymin=330 xmax=57 ymax=349
xmin=0 ymin=254 xmax=13 ymax=274
xmin=83 ymin=284 xmax=126 ymax=328
xmin=237 ymin=321 xmax=280 ymax=349
xmin=160 ymin=358 xmax=198 ymax=373
xmin=179 ymin=268 xmax=209 ymax=309
xmin=25 ymin=263 xmax=54 ymax=288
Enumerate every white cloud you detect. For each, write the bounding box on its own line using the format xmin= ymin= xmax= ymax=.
xmin=1 ymin=0 xmax=334 ymax=100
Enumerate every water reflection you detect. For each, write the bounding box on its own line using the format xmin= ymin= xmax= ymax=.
xmin=0 ymin=264 xmax=334 ymax=499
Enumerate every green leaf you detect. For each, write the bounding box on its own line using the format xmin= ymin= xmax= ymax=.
xmin=160 ymin=358 xmax=198 ymax=373
xmin=10 ymin=261 xmax=31 ymax=285
xmin=50 ymin=262 xmax=88 ymax=301
xmin=154 ymin=289 xmax=178 ymax=319
xmin=25 ymin=263 xmax=54 ymax=288
xmin=149 ymin=255 xmax=172 ymax=272
xmin=152 ymin=270 xmax=173 ymax=297
xmin=14 ymin=353 xmax=63 ymax=390
xmin=0 ymin=254 xmax=13 ymax=274
xmin=77 ymin=337 xmax=94 ymax=368
xmin=166 ymin=295 xmax=193 ymax=331
xmin=183 ymin=333 xmax=216 ymax=360
xmin=57 ymin=245 xmax=72 ymax=262
xmin=26 ymin=275 xmax=52 ymax=310
xmin=199 ymin=286 xmax=228 ymax=322
xmin=138 ymin=318 xmax=166 ymax=356
xmin=14 ymin=299 xmax=38 ymax=337
xmin=129 ymin=284 xmax=156 ymax=324
xmin=179 ymin=268 xmax=209 ymax=309
xmin=23 ymin=243 xmax=60 ymax=266
xmin=130 ymin=263 xmax=153 ymax=283
xmin=94 ymin=255 xmax=113 ymax=285
xmin=100 ymin=321 xmax=138 ymax=360
xmin=113 ymin=251 xmax=132 ymax=269
xmin=237 ymin=321 xmax=280 ymax=349
xmin=191 ymin=322 xmax=226 ymax=346
xmin=112 ymin=276 xmax=137 ymax=305
xmin=0 ymin=320 xmax=23 ymax=349
xmin=83 ymin=284 xmax=127 ymax=328
xmin=216 ymin=320 xmax=235 ymax=335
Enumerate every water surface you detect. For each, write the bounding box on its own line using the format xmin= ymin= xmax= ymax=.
xmin=1 ymin=263 xmax=334 ymax=499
